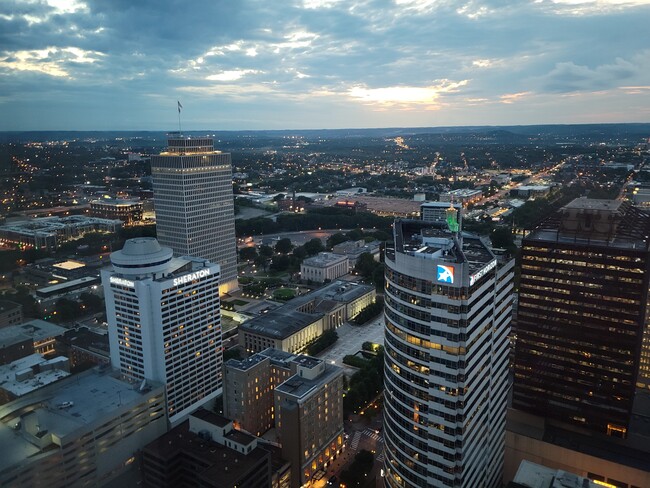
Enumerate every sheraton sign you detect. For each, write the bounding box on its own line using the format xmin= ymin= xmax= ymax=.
xmin=110 ymin=276 xmax=134 ymax=287
xmin=173 ymin=269 xmax=212 ymax=287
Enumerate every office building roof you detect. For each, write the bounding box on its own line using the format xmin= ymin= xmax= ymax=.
xmin=239 ymin=309 xmax=318 ymax=340
xmin=225 ymin=352 xmax=269 ymax=372
xmin=526 ymin=198 xmax=650 ymax=250
xmin=0 ymin=368 xmax=162 ymax=472
xmin=301 ymin=252 xmax=348 ymax=268
xmin=239 ymin=281 xmax=374 ymax=340
xmin=143 ymin=420 xmax=269 ymax=487
xmin=0 ymin=319 xmax=66 ymax=347
xmin=275 ymin=363 xmax=342 ymax=400
xmin=394 ymin=219 xmax=495 ymax=275
xmin=0 ymin=354 xmax=70 ymax=396
xmin=512 ymin=460 xmax=598 ymax=488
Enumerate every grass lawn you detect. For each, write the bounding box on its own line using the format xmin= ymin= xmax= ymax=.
xmin=273 ymin=288 xmax=296 ymax=300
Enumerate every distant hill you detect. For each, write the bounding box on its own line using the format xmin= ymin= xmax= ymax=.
xmin=0 ymin=123 xmax=648 ymax=144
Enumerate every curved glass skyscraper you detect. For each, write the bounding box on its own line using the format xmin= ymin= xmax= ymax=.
xmin=383 ymin=219 xmax=514 ymax=487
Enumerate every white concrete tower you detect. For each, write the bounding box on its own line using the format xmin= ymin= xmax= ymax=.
xmin=383 ymin=219 xmax=514 ymax=488
xmin=151 ymin=136 xmax=238 ymax=294
xmin=102 ymin=237 xmax=222 ymax=425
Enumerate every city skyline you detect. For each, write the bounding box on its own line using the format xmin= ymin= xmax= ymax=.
xmin=1 ymin=0 xmax=650 ymax=131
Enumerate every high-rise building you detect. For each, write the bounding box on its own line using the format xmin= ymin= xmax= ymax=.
xmin=505 ymin=198 xmax=650 ymax=488
xmin=383 ymin=218 xmax=514 ymax=488
xmin=513 ymin=198 xmax=650 ymax=437
xmin=102 ymin=237 xmax=222 ymax=424
xmin=151 ymin=136 xmax=238 ymax=294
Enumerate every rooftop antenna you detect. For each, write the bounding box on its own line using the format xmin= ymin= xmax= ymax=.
xmin=446 ymin=197 xmax=460 ymax=234
xmin=177 ymin=100 xmax=183 ymax=136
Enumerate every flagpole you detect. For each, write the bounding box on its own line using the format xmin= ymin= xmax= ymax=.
xmin=177 ymin=101 xmax=182 ymax=136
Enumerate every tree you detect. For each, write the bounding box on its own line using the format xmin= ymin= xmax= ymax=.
xmin=54 ymin=298 xmax=80 ymax=323
xmin=273 ymin=193 xmax=286 ymax=202
xmin=372 ymin=264 xmax=385 ymax=291
xmin=239 ymin=247 xmax=258 ymax=262
xmin=355 ymin=252 xmax=377 ymax=278
xmin=254 ymin=255 xmax=269 ymax=272
xmin=303 ymin=238 xmax=324 ymax=256
xmin=275 ymin=238 xmax=293 ymax=254
xmin=347 ymin=228 xmax=365 ymax=241
xmin=270 ymin=254 xmax=291 ymax=272
xmin=259 ymin=244 xmax=274 ymax=258
xmin=292 ymin=245 xmax=307 ymax=260
xmin=326 ymin=232 xmax=349 ymax=249
xmin=490 ymin=227 xmax=516 ymax=253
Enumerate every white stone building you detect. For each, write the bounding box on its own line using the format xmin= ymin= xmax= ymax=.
xmin=300 ymin=252 xmax=348 ymax=283
xmin=102 ymin=237 xmax=222 ymax=425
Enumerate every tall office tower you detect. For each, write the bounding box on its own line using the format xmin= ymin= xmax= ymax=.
xmin=383 ymin=218 xmax=514 ymax=488
xmin=102 ymin=237 xmax=223 ymax=424
xmin=151 ymin=136 xmax=238 ymax=294
xmin=513 ymin=198 xmax=650 ymax=437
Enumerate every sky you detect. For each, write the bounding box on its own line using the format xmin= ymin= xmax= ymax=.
xmin=1 ymin=0 xmax=649 ymax=131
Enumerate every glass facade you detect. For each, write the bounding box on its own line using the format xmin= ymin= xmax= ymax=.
xmin=383 ymin=220 xmax=514 ymax=488
xmin=513 ymin=202 xmax=650 ymax=436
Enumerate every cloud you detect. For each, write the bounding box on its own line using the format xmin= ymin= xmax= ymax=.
xmin=539 ymin=54 xmax=648 ymax=92
xmin=500 ymin=91 xmax=533 ymax=104
xmin=0 ymin=0 xmax=649 ymax=129
xmin=0 ymin=46 xmax=104 ymax=78
xmin=205 ymin=69 xmax=262 ymax=81
xmin=347 ymin=80 xmax=469 ymax=107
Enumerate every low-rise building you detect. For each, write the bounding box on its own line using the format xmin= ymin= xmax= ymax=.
xmin=300 ymin=252 xmax=348 ymax=283
xmin=0 ymin=319 xmax=67 ymax=364
xmin=57 ymin=327 xmax=110 ymax=369
xmin=35 ymin=276 xmax=101 ymax=301
xmin=0 ymin=216 xmax=122 ymax=250
xmin=90 ymin=198 xmax=143 ymax=225
xmin=332 ymin=195 xmax=420 ymax=217
xmin=0 ymin=301 xmax=23 ymax=329
xmin=142 ymin=409 xmax=280 ymax=488
xmin=505 ymin=408 xmax=650 ymax=488
xmin=0 ymin=353 xmax=70 ymax=405
xmin=512 ymin=185 xmax=551 ymax=198
xmin=238 ymin=281 xmax=375 ymax=354
xmin=0 ymin=367 xmax=167 ymax=487
xmin=331 ymin=240 xmax=380 ymax=268
xmin=508 ymin=460 xmax=599 ymax=488
xmin=420 ymin=201 xmax=463 ymax=227
xmin=439 ymin=188 xmax=483 ymax=206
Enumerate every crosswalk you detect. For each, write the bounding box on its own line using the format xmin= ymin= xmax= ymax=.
xmin=349 ymin=431 xmax=362 ymax=450
xmin=362 ymin=428 xmax=383 ymax=442
xmin=376 ymin=452 xmax=385 ymax=463
xmin=347 ymin=429 xmax=384 ymax=452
